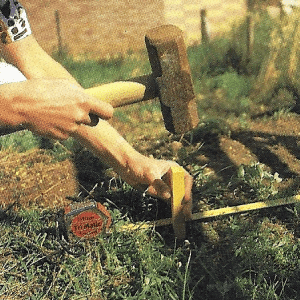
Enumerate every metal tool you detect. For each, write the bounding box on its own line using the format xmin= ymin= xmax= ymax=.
xmin=63 ymin=200 xmax=112 ymax=239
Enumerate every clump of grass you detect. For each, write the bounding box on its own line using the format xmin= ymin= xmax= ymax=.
xmin=237 ymin=163 xmax=282 ymax=200
xmin=0 ymin=131 xmax=78 ymax=162
xmin=188 ymin=37 xmax=232 ymax=79
xmin=232 ymin=217 xmax=300 ymax=299
xmin=0 ymin=130 xmax=40 ymax=152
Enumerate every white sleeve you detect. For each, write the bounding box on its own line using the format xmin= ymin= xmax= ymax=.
xmin=0 ymin=61 xmax=26 ymax=84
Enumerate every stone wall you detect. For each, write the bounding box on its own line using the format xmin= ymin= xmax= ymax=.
xmin=23 ymin=0 xmax=246 ymax=59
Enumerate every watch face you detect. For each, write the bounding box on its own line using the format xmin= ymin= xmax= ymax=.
xmin=0 ymin=0 xmax=31 ymax=44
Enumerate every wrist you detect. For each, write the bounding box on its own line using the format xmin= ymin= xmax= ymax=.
xmin=111 ymin=137 xmax=146 ymax=178
xmin=0 ymin=81 xmax=27 ymax=126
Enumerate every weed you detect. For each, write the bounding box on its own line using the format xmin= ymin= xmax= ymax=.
xmin=214 ymin=72 xmax=252 ymax=100
xmin=237 ymin=113 xmax=251 ymax=129
xmin=0 ymin=131 xmax=40 ymax=152
xmin=237 ymin=163 xmax=281 ymax=200
xmin=191 ymin=119 xmax=232 ymax=143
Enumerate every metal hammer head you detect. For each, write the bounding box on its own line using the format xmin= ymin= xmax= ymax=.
xmin=145 ymin=25 xmax=199 ymax=134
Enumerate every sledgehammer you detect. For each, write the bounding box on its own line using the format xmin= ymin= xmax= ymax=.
xmin=87 ymin=24 xmax=199 ymax=134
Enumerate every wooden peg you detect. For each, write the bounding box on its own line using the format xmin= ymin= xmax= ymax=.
xmin=169 ymin=166 xmax=186 ymax=240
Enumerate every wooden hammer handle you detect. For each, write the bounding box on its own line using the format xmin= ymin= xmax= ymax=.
xmin=85 ymin=76 xmax=155 ymax=107
xmin=86 ymin=80 xmax=153 ymax=126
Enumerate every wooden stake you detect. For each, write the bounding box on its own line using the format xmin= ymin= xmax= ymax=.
xmin=200 ymin=9 xmax=209 ymax=44
xmin=245 ymin=0 xmax=255 ymax=63
xmin=170 ymin=166 xmax=186 ymax=240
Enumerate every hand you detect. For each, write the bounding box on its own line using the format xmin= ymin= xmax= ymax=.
xmin=119 ymin=156 xmax=193 ymax=220
xmin=0 ymin=79 xmax=114 ymax=140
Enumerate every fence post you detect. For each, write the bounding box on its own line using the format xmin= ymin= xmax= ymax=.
xmin=246 ymin=0 xmax=254 ymax=62
xmin=55 ymin=10 xmax=63 ymax=56
xmin=200 ymin=9 xmax=209 ymax=44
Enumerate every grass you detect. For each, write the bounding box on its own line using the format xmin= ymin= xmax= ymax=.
xmin=2 ymin=10 xmax=300 ymax=299
xmin=53 ymin=50 xmax=151 ymax=88
xmin=1 ymin=163 xmax=300 ymax=299
xmin=0 ymin=204 xmax=191 ymax=299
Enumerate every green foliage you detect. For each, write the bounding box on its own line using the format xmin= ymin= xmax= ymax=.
xmin=191 ymin=119 xmax=232 ymax=143
xmin=210 ymin=72 xmax=253 ymax=115
xmin=0 ymin=130 xmax=40 ymax=152
xmin=214 ymin=72 xmax=252 ymax=100
xmin=188 ymin=12 xmax=278 ymax=118
xmin=237 ymin=163 xmax=282 ymax=200
xmin=232 ymin=12 xmax=275 ymax=76
xmin=232 ymin=218 xmax=300 ymax=300
xmin=188 ymin=38 xmax=232 ymax=78
xmin=162 ymin=213 xmax=300 ymax=300
xmin=189 ymin=12 xmax=274 ymax=81
xmin=0 ymin=131 xmax=78 ymax=161
xmin=53 ymin=51 xmax=151 ymax=88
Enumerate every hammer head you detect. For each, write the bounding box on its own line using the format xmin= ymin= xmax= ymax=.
xmin=145 ymin=25 xmax=199 ymax=134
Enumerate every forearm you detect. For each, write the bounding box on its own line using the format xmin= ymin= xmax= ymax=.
xmin=5 ymin=37 xmax=142 ymax=173
xmin=2 ymin=35 xmax=149 ymax=184
xmin=0 ymin=79 xmax=79 ymax=126
xmin=0 ymin=80 xmax=32 ymax=126
xmin=74 ymin=121 xmax=145 ymax=178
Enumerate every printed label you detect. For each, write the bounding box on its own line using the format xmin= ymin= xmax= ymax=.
xmin=71 ymin=211 xmax=104 ymax=238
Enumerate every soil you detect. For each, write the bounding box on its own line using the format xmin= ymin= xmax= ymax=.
xmin=1 ymin=112 xmax=300 ymax=214
xmin=0 ymin=149 xmax=77 ymax=209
